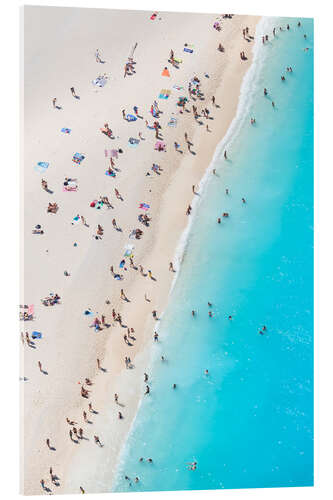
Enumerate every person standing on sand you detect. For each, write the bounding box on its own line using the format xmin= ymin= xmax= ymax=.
xmin=144 ymin=373 xmax=149 ymax=382
xmin=80 ymin=486 xmax=85 ymax=494
xmin=169 ymin=262 xmax=175 ymax=272
xmin=46 ymin=438 xmax=51 ymax=449
xmin=52 ymin=98 xmax=57 ymax=108
xmin=114 ymin=393 xmax=119 ymax=403
xmin=145 ymin=385 xmax=150 ymax=395
xmin=97 ymin=358 xmax=101 ymax=370
xmin=94 ymin=435 xmax=103 ymax=447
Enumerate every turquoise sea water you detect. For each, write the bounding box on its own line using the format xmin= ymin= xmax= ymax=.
xmin=114 ymin=17 xmax=313 ymax=492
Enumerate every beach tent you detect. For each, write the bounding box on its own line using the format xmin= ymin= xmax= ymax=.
xmin=162 ymin=67 xmax=170 ymax=77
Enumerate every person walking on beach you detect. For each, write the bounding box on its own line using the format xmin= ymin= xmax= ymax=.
xmin=70 ymin=87 xmax=78 ymax=98
xmin=95 ymin=49 xmax=102 ymax=63
xmin=46 ymin=438 xmax=51 ymax=449
xmin=154 ymin=332 xmax=159 ymax=342
xmin=144 ymin=372 xmax=149 ymax=382
xmin=94 ymin=435 xmax=103 ymax=447
xmin=145 ymin=385 xmax=150 ymax=395
xmin=169 ymin=262 xmax=175 ymax=272
xmin=80 ymin=486 xmax=85 ymax=494
xmin=114 ymin=393 xmax=119 ymax=404
xmin=52 ymin=98 xmax=57 ymax=108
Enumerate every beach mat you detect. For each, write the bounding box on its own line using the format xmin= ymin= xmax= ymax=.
xmin=34 ymin=162 xmax=49 ymax=173
xmin=159 ymin=89 xmax=171 ymax=99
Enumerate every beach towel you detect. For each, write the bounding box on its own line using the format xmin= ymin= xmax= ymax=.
xmin=27 ymin=305 xmax=34 ymax=316
xmin=162 ymin=68 xmax=170 ymax=77
xmin=92 ymin=76 xmax=108 ymax=87
xmin=184 ymin=47 xmax=194 ymax=53
xmin=168 ymin=117 xmax=177 ymax=127
xmin=90 ymin=200 xmax=104 ymax=209
xmin=105 ymin=170 xmax=116 ymax=177
xmin=63 ymin=185 xmax=78 ymax=192
xmin=61 ymin=128 xmax=71 ymax=134
xmin=104 ymin=149 xmax=118 ymax=158
xmin=34 ymin=161 xmax=49 ymax=173
xmin=173 ymin=57 xmax=182 ymax=64
xmin=154 ymin=141 xmax=166 ymax=151
xmin=172 ymin=84 xmax=183 ymax=91
xmin=31 ymin=331 xmax=42 ymax=339
xmin=139 ymin=203 xmax=150 ymax=210
xmin=126 ymin=114 xmax=137 ymax=122
xmin=159 ymin=89 xmax=171 ymax=99
xmin=128 ymin=137 xmax=140 ymax=147
xmin=72 ymin=153 xmax=85 ymax=164
xmin=72 ymin=215 xmax=80 ymax=225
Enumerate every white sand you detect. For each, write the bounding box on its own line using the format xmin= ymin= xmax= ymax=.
xmin=22 ymin=6 xmax=260 ymax=495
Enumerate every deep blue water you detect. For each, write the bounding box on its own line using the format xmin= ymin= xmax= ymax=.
xmin=114 ymin=16 xmax=313 ymax=492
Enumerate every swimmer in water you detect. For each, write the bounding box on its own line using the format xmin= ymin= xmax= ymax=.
xmin=192 ymin=310 xmax=196 ymax=316
xmin=208 ymin=311 xmax=213 ymax=317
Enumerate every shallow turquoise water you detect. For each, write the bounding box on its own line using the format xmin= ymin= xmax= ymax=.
xmin=114 ymin=17 xmax=313 ymax=492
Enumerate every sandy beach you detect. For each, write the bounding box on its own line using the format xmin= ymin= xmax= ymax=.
xmin=21 ymin=7 xmax=260 ymax=495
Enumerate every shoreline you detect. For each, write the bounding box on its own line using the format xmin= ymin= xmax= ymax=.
xmin=112 ymin=15 xmax=274 ymax=489
xmin=22 ymin=8 xmax=261 ymax=495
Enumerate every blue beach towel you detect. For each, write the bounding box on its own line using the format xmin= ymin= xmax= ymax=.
xmin=34 ymin=161 xmax=49 ymax=173
xmin=126 ymin=114 xmax=137 ymax=122
xmin=31 ymin=331 xmax=42 ymax=339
